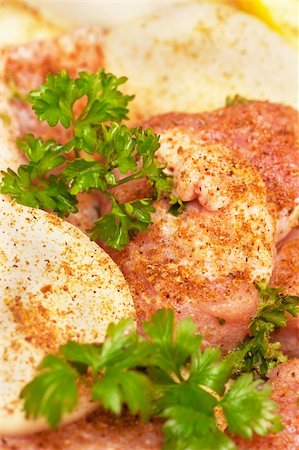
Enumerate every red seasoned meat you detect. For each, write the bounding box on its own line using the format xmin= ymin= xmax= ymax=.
xmin=145 ymin=101 xmax=299 ymax=241
xmin=271 ymin=227 xmax=299 ymax=357
xmin=234 ymin=358 xmax=299 ymax=450
xmin=110 ymin=128 xmax=275 ymax=352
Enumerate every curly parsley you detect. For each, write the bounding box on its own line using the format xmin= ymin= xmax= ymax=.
xmin=1 ymin=70 xmax=175 ymax=250
xmin=230 ymin=281 xmax=299 ymax=377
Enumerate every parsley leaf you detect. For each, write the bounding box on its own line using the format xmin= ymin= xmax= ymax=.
xmin=29 ymin=69 xmax=133 ymax=129
xmin=231 ymin=281 xmax=299 ymax=377
xmin=74 ymin=71 xmax=134 ymax=124
xmin=60 ymin=342 xmax=103 ymax=376
xmin=220 ymin=374 xmax=282 ymax=439
xmin=17 ymin=134 xmax=65 ymax=177
xmin=20 ymin=355 xmax=79 ymax=429
xmin=92 ymin=369 xmax=152 ymax=419
xmin=162 ymin=405 xmax=236 ymax=450
xmin=29 ymin=70 xmax=77 ymax=128
xmin=20 ymin=309 xmax=281 ymax=448
xmin=17 ymin=134 xmax=59 ymax=163
xmin=255 ymin=281 xmax=299 ymax=327
xmin=143 ymin=309 xmax=202 ymax=380
xmin=1 ymin=168 xmax=77 ymax=216
xmin=90 ymin=197 xmax=155 ymax=250
xmin=96 ymin=122 xmax=138 ymax=171
xmin=159 ymin=385 xmax=227 ymax=450
xmin=189 ymin=348 xmax=232 ymax=395
xmin=1 ymin=70 xmax=176 ymax=250
xmin=1 ymin=134 xmax=78 ymax=215
xmin=63 ymin=158 xmax=107 ymax=194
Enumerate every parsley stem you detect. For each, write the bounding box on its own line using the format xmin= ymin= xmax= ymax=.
xmin=112 ymin=170 xmax=147 ymax=187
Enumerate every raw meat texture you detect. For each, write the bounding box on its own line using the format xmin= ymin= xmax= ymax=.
xmin=3 ymin=28 xmax=298 ymax=237
xmin=2 ymin=26 xmax=104 ymax=141
xmin=0 ymin=27 xmax=105 ymax=231
xmin=271 ymin=227 xmax=299 ymax=357
xmin=1 ymin=38 xmax=280 ymax=354
xmin=1 ymin=26 xmax=153 ymax=232
xmin=112 ymin=200 xmax=265 ymax=351
xmin=67 ymin=192 xmax=101 ymax=232
xmin=0 ymin=60 xmax=25 ymax=172
xmin=145 ymin=101 xmax=299 ymax=241
xmin=110 ymin=126 xmax=275 ymax=351
xmin=3 ymin=359 xmax=298 ymax=450
xmin=1 ymin=411 xmax=163 ymax=450
xmin=273 ymin=317 xmax=299 ymax=358
xmin=272 ymin=227 xmax=299 ymax=293
xmin=234 ymin=358 xmax=299 ymax=450
xmin=0 ymin=13 xmax=296 ymax=448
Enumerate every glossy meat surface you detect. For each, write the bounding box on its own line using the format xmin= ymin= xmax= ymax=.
xmin=272 ymin=227 xmax=299 ymax=293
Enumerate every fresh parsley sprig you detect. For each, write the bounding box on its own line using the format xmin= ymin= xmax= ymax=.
xmin=231 ymin=281 xmax=299 ymax=377
xmin=29 ymin=69 xmax=134 ymax=130
xmin=21 ymin=309 xmax=281 ymax=450
xmin=1 ymin=135 xmax=77 ymax=216
xmin=90 ymin=197 xmax=155 ymax=250
xmin=1 ymin=70 xmax=175 ymax=250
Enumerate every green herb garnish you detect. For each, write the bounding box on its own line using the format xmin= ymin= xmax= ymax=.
xmin=21 ymin=309 xmax=281 ymax=450
xmin=225 ymin=94 xmax=249 ymax=106
xmin=231 ymin=281 xmax=299 ymax=377
xmin=0 ymin=69 xmax=175 ymax=250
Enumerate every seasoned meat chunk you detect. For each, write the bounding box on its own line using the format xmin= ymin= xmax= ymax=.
xmin=235 ymin=358 xmax=299 ymax=450
xmin=145 ymin=101 xmax=299 ymax=241
xmin=271 ymin=227 xmax=299 ymax=357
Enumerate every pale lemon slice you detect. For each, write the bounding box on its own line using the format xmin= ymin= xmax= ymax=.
xmin=236 ymin=0 xmax=299 ymax=49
